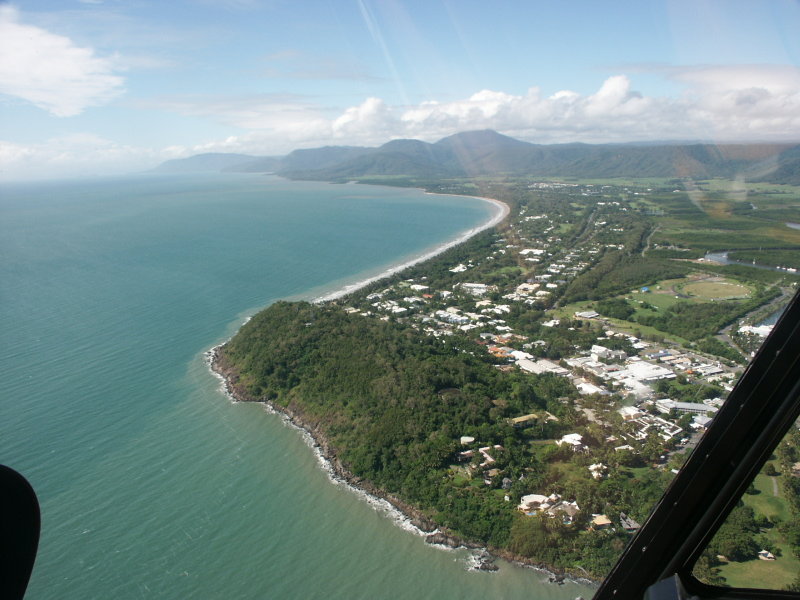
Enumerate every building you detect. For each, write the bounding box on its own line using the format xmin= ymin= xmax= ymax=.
xmin=591 ymin=345 xmax=627 ymax=362
xmin=620 ymin=512 xmax=641 ymax=532
xmin=618 ymin=406 xmax=643 ymax=420
xmin=556 ymin=433 xmax=585 ymax=451
xmin=655 ymin=399 xmax=718 ymax=416
xmin=588 ymin=463 xmax=607 ymax=479
xmin=509 ymin=413 xmax=539 ymax=427
xmin=591 ymin=514 xmax=613 ymax=530
xmin=575 ymin=310 xmax=600 ymax=319
xmin=616 ymin=359 xmax=676 ymax=382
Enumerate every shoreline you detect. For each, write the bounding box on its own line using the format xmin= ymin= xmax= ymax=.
xmin=313 ymin=194 xmax=509 ymax=302
xmin=204 ymin=189 xmax=593 ymax=587
xmin=206 ymin=346 xmax=595 ymax=586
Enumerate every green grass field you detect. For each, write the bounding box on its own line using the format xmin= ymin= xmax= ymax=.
xmin=717 ymin=553 xmax=800 ymax=590
xmin=746 ymin=475 xmax=790 ymax=522
xmin=681 ymin=280 xmax=751 ymax=300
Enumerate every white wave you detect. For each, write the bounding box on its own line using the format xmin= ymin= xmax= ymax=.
xmin=203 ymin=346 xmax=240 ymax=404
xmin=270 ymin=409 xmax=437 ymax=538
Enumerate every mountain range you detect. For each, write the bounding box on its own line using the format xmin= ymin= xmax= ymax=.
xmin=153 ymin=130 xmax=800 ymax=185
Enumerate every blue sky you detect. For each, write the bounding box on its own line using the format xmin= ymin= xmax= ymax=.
xmin=1 ymin=0 xmax=799 ymax=179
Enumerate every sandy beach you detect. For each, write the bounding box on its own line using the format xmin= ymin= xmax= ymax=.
xmin=314 ymin=193 xmax=510 ymax=302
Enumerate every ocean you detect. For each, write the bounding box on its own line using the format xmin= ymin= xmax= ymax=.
xmin=0 ymin=173 xmax=592 ymax=599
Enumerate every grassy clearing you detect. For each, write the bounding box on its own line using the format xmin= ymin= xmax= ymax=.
xmin=746 ymin=474 xmax=789 ymax=522
xmin=717 ymin=552 xmax=800 ymax=590
xmin=682 ymin=280 xmax=751 ymax=300
xmin=630 ymin=289 xmax=685 ymax=309
xmin=547 ymin=460 xmax=591 ymax=487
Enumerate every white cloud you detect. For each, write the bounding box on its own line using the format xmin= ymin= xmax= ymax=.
xmin=0 ymin=5 xmax=124 ymax=116
xmin=152 ymin=67 xmax=798 ymax=155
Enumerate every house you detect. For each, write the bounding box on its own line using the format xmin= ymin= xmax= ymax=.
xmin=588 ymin=463 xmax=607 ymax=480
xmin=515 ymin=282 xmax=540 ymax=295
xmin=457 ymin=450 xmax=474 ymax=462
xmin=459 ymin=282 xmax=494 ymax=296
xmin=620 ymin=512 xmax=641 ymax=532
xmin=758 ymin=550 xmax=776 ymax=561
xmin=518 ymin=493 xmax=558 ymax=513
xmin=478 ymin=445 xmax=503 ymax=467
xmin=591 ymin=514 xmax=613 ymax=530
xmin=484 ymin=468 xmax=501 ymax=485
xmin=556 ymin=433 xmax=586 ymax=451
xmin=630 ymin=415 xmax=683 ymax=441
xmin=547 ymin=500 xmax=581 ymax=525
xmin=509 ymin=413 xmax=539 ymax=427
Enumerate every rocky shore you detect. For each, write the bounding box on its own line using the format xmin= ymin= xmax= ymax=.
xmin=209 ymin=345 xmax=596 ymax=586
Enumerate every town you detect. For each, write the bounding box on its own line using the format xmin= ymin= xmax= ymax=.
xmin=328 ymin=179 xmax=798 ymax=581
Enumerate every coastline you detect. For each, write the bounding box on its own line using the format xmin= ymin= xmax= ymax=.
xmin=207 ymin=345 xmax=595 ymax=586
xmin=314 ymin=194 xmax=509 ymax=302
xmin=204 ymin=190 xmax=594 ymax=587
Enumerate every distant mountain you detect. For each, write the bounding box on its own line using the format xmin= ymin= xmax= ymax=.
xmin=152 ymin=131 xmax=800 ymax=184
xmin=152 ymin=153 xmax=265 ymax=173
xmin=223 ymin=156 xmax=282 ymax=173
xmin=278 ymin=146 xmax=373 ymax=174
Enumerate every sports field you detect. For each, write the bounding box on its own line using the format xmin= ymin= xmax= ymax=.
xmin=682 ymin=280 xmax=751 ymax=300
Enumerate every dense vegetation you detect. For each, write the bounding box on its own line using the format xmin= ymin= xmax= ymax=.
xmin=220 ymin=300 xmax=677 ymax=576
xmin=223 ymin=302 xmax=561 ymax=545
xmin=728 ymin=249 xmax=800 ymax=271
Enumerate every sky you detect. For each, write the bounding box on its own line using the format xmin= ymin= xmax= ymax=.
xmin=1 ymin=0 xmax=799 ymax=180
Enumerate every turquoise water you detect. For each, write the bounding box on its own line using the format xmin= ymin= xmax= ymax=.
xmin=1 ymin=174 xmax=591 ymax=599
